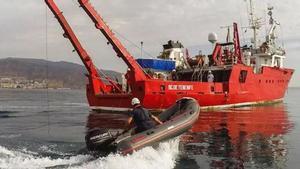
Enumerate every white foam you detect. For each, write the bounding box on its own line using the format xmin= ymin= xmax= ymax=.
xmin=63 ymin=103 xmax=89 ymax=107
xmin=0 ymin=138 xmax=180 ymax=169
xmin=38 ymin=145 xmax=73 ymax=156
xmin=0 ymin=146 xmax=91 ymax=169
xmin=70 ymin=138 xmax=180 ymax=169
xmin=0 ymin=134 xmax=21 ymax=139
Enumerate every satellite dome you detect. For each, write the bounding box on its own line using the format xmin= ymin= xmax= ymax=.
xmin=208 ymin=32 xmax=218 ymax=44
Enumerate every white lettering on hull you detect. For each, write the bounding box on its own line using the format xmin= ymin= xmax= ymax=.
xmin=168 ymin=85 xmax=193 ymax=91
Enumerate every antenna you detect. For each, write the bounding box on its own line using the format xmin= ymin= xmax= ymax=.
xmin=266 ymin=5 xmax=280 ymax=47
xmin=248 ymin=0 xmax=261 ymax=48
xmin=140 ymin=41 xmax=144 ymax=58
xmin=220 ymin=25 xmax=232 ymax=43
xmin=267 ymin=6 xmax=274 ymax=25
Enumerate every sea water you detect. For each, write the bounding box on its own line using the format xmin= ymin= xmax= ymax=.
xmin=0 ymin=88 xmax=299 ymax=169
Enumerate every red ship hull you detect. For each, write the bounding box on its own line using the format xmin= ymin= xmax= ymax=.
xmin=87 ymin=64 xmax=294 ymax=112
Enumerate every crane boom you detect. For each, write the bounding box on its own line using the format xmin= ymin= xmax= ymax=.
xmin=45 ymin=0 xmax=107 ymax=94
xmin=78 ymin=0 xmax=147 ymax=81
xmin=233 ymin=23 xmax=242 ymax=63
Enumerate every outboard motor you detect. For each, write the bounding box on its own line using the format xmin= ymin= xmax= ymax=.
xmin=85 ymin=128 xmax=117 ymax=151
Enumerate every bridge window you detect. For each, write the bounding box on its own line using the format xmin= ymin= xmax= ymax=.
xmin=160 ymin=85 xmax=165 ymax=91
xmin=239 ymin=70 xmax=248 ymax=83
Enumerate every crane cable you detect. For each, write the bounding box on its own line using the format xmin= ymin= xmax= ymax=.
xmin=113 ymin=30 xmax=156 ymax=59
xmin=45 ymin=3 xmax=51 ymax=136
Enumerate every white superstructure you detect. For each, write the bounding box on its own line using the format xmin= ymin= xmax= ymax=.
xmin=243 ymin=0 xmax=286 ymax=73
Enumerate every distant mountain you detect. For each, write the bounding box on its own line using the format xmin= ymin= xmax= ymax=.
xmin=0 ymin=58 xmax=122 ymax=89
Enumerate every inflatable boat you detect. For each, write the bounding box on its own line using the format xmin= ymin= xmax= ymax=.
xmin=85 ymin=98 xmax=200 ymax=155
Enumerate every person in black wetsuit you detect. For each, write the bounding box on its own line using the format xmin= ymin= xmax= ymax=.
xmin=126 ymin=98 xmax=163 ymax=134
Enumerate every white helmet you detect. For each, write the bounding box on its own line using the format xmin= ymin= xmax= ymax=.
xmin=131 ymin=98 xmax=140 ymax=106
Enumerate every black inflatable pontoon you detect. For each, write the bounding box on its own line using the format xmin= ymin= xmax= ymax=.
xmin=85 ymin=97 xmax=200 ymax=155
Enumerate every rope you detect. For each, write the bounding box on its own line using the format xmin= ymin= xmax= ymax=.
xmin=245 ymin=0 xmax=251 ymax=27
xmin=279 ymin=24 xmax=285 ymax=49
xmin=113 ymin=30 xmax=156 ymax=59
xmin=239 ymin=0 xmax=246 ymax=44
xmin=45 ymin=4 xmax=50 ymax=136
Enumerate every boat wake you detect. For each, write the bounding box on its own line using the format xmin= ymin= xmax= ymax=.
xmin=0 ymin=138 xmax=179 ymax=169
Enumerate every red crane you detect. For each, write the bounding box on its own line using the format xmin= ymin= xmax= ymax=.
xmin=211 ymin=23 xmax=242 ymax=65
xmin=78 ymin=0 xmax=148 ymax=82
xmin=233 ymin=23 xmax=242 ymax=63
xmin=45 ymin=0 xmax=124 ymax=94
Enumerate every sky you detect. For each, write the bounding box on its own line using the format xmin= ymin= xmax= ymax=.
xmin=0 ymin=0 xmax=299 ymax=86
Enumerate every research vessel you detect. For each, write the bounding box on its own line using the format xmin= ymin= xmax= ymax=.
xmin=45 ymin=0 xmax=294 ymax=112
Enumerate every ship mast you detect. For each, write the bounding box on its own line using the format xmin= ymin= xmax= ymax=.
xmin=248 ymin=0 xmax=260 ymax=48
xmin=266 ymin=6 xmax=278 ymax=47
